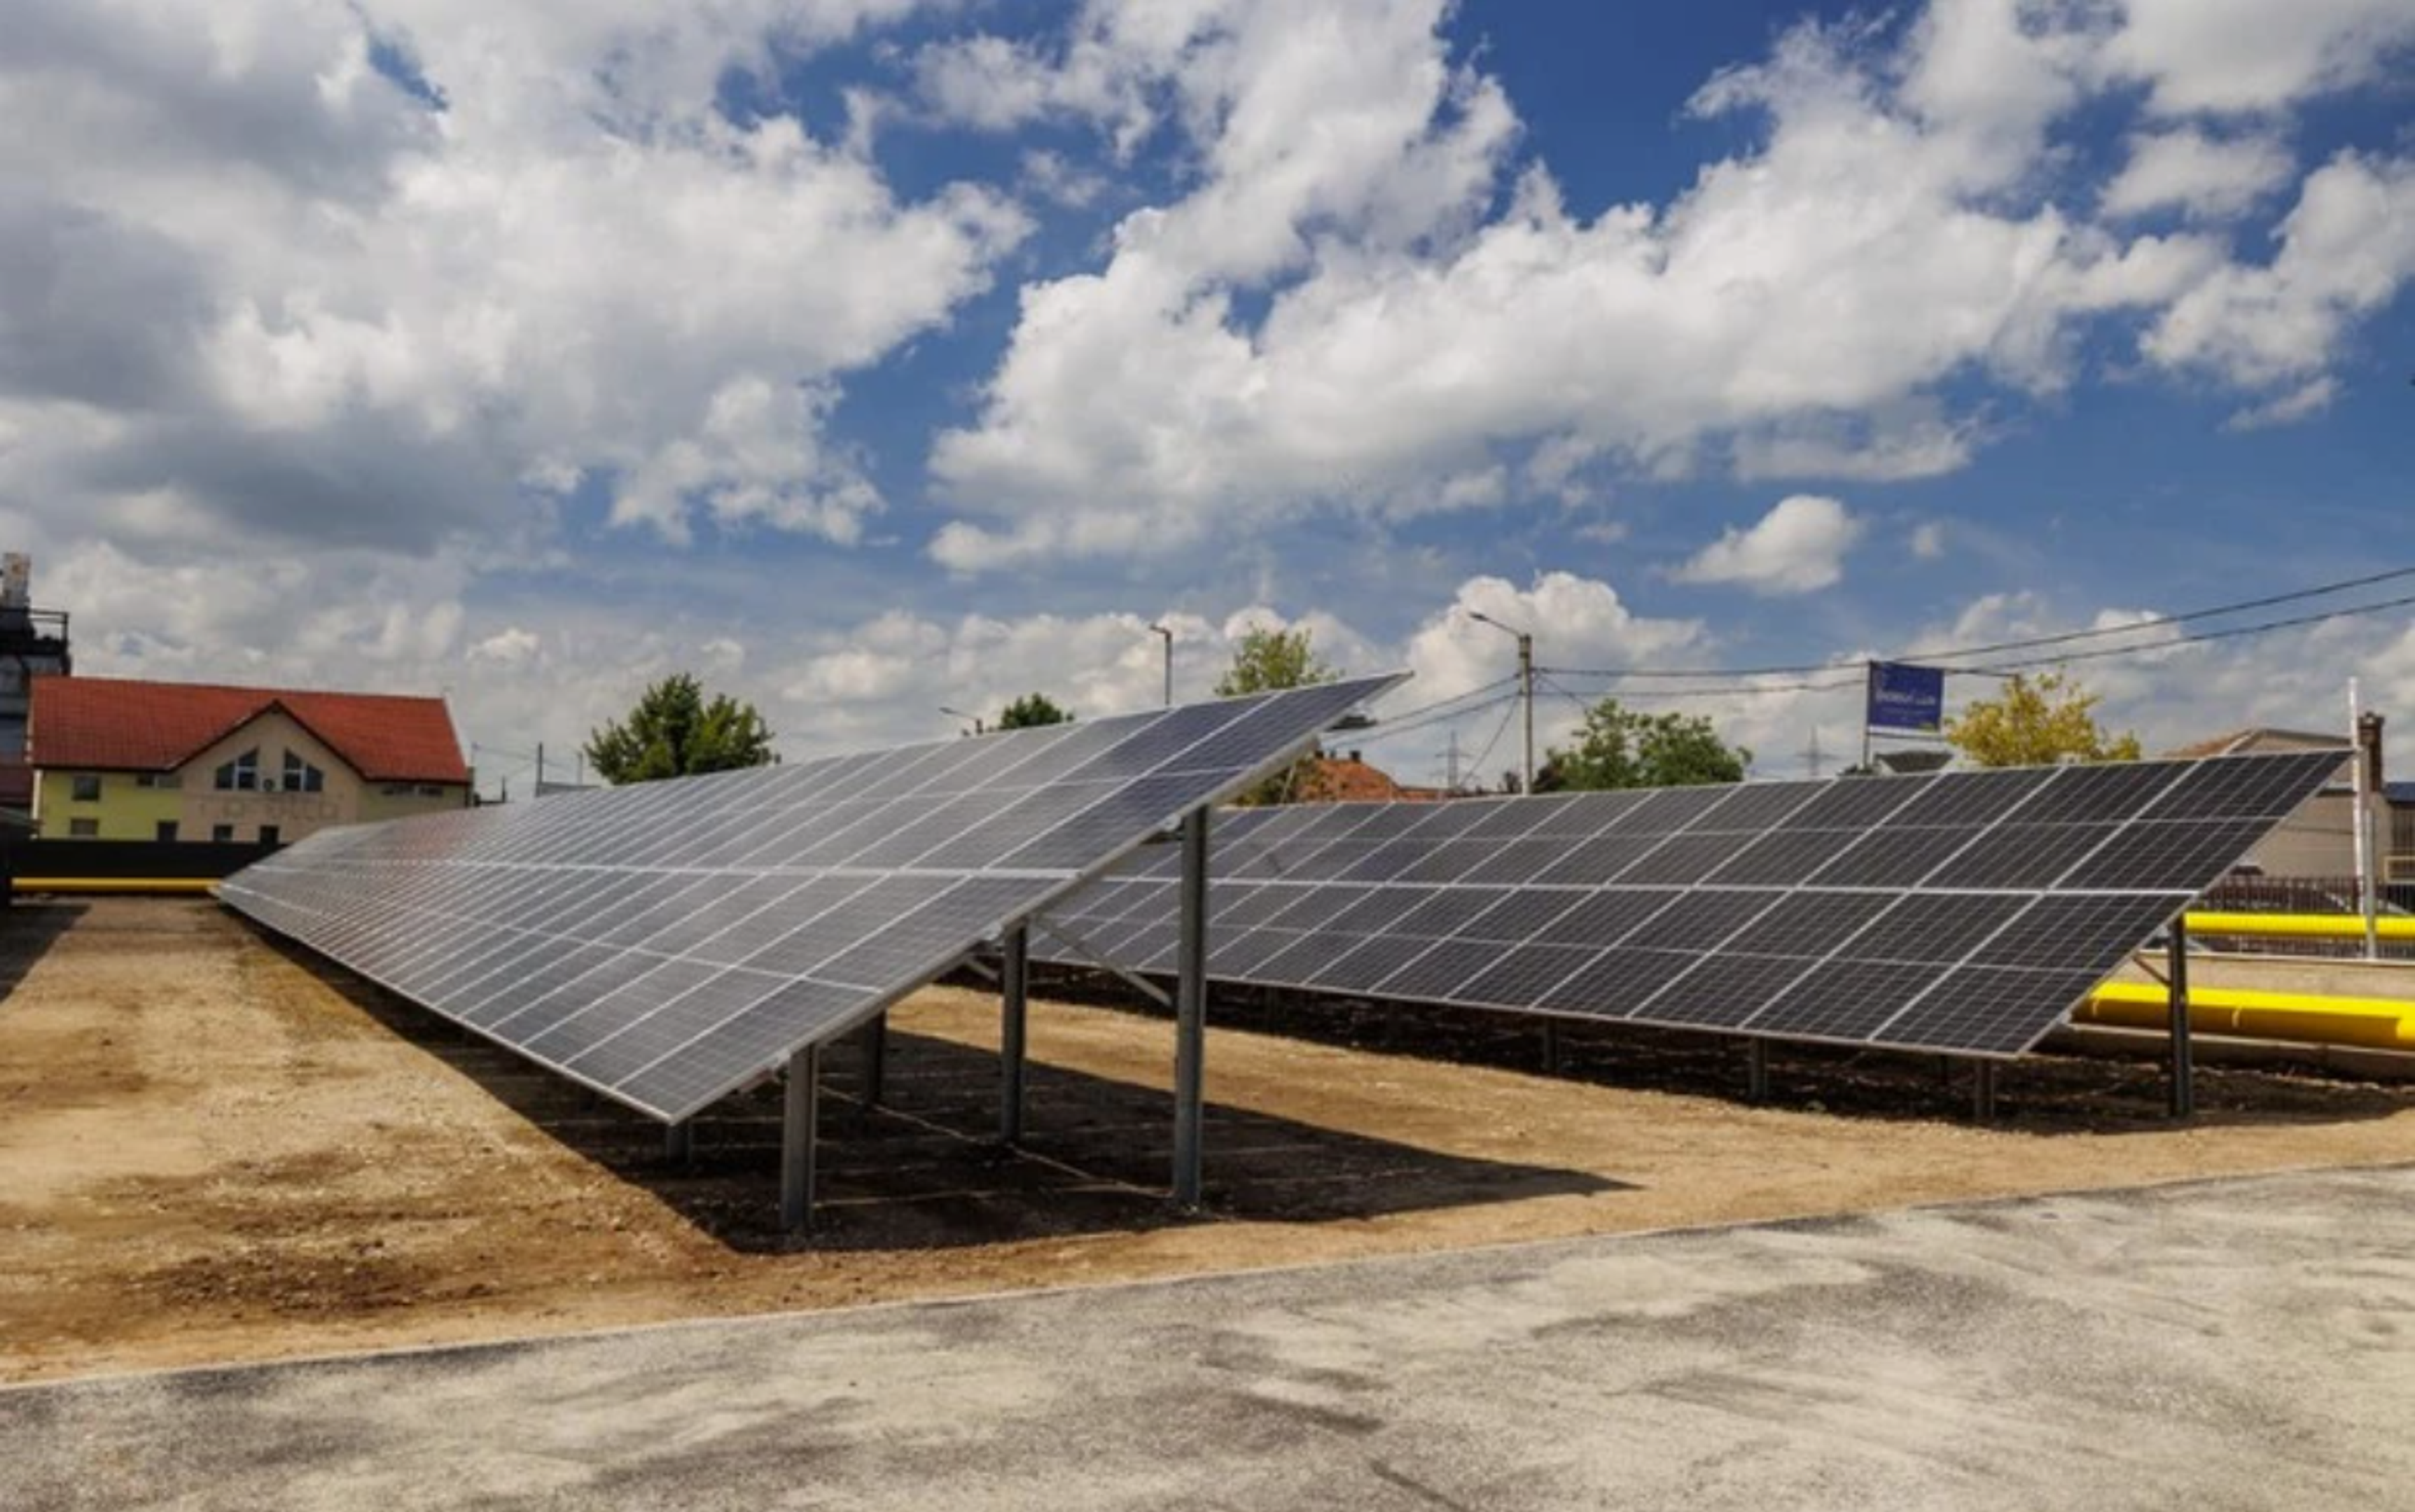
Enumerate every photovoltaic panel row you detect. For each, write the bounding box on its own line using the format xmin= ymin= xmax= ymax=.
xmin=221 ymin=674 xmax=1406 ymax=1121
xmin=1033 ymin=750 xmax=2340 ymax=1058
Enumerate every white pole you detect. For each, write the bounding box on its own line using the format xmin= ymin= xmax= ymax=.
xmin=1518 ymin=632 xmax=1536 ymax=794
xmin=2352 ymin=679 xmax=2379 ymax=960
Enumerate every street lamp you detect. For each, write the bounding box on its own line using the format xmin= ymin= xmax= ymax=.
xmin=1148 ymin=623 xmax=1174 ymax=708
xmin=939 ymin=704 xmax=984 ymax=736
xmin=1467 ymin=610 xmax=1535 ymax=794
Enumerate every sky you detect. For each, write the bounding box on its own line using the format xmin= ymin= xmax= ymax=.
xmin=6 ymin=0 xmax=2415 ymax=795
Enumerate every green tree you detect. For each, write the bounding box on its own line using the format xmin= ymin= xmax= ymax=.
xmin=583 ymin=673 xmax=776 ymax=784
xmin=1217 ymin=625 xmax=1341 ymax=804
xmin=1538 ymin=698 xmax=1750 ymax=790
xmin=1214 ymin=625 xmax=1337 ymax=696
xmin=1944 ymin=671 xmax=2142 ymax=767
xmin=998 ymin=692 xmax=1073 ymax=729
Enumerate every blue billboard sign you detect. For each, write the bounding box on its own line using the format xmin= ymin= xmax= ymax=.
xmin=1867 ymin=662 xmax=1945 ymax=734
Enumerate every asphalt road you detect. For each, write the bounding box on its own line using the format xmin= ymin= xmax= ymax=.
xmin=9 ymin=1166 xmax=2415 ymax=1511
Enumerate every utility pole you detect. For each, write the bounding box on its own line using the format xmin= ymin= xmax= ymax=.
xmin=1468 ymin=610 xmax=1535 ymax=793
xmin=1149 ymin=624 xmax=1174 ymax=707
xmin=536 ymin=741 xmax=545 ymax=792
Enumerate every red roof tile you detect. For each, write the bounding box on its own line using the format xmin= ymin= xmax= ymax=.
xmin=30 ymin=677 xmax=468 ymax=784
xmin=1297 ymin=755 xmax=1449 ymax=804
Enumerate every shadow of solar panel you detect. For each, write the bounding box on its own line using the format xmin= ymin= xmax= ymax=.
xmin=2141 ymin=750 xmax=2346 ymax=820
xmin=1544 ymin=946 xmax=1701 ymax=1018
xmin=1746 ymin=959 xmax=1946 ymax=1042
xmin=1644 ymin=952 xmax=1821 ymax=1029
xmin=1923 ymin=824 xmax=2121 ymax=890
xmin=1721 ymin=890 xmax=1894 ymax=955
xmin=1838 ymin=892 xmax=2031 ymax=965
xmin=2058 ymin=820 xmax=2274 ymax=890
xmin=1874 ymin=966 xmax=2103 ymax=1055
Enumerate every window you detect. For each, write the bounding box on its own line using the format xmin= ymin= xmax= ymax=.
xmin=134 ymin=773 xmax=177 ymax=790
xmin=155 ymin=820 xmax=179 ymax=842
xmin=281 ymin=752 xmax=326 ymax=793
xmin=259 ymin=825 xmax=281 ymax=846
xmin=70 ymin=774 xmax=101 ymax=802
xmin=213 ymin=748 xmax=260 ymax=792
xmin=211 ymin=823 xmax=235 ymax=843
xmin=68 ymin=818 xmax=99 ymax=837
xmin=416 ymin=784 xmax=446 ymax=797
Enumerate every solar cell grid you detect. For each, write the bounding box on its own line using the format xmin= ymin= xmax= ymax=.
xmin=1644 ymin=953 xmax=1822 ymax=1029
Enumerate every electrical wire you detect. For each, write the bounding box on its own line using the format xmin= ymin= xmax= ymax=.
xmin=1452 ymin=693 xmax=1522 ymax=790
xmin=1543 ymin=563 xmax=2415 ymax=680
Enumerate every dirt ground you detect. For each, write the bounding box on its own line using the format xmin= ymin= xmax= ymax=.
xmin=5 ymin=897 xmax=2414 ymax=1386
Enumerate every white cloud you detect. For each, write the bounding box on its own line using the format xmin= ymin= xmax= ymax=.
xmin=2143 ymin=151 xmax=2415 ymax=388
xmin=2223 ymin=377 xmax=2340 ymax=431
xmin=1909 ymin=521 xmax=1948 ymax=560
xmin=928 ymin=3 xmax=2362 ymax=571
xmin=2102 ymin=128 xmax=2297 ymax=220
xmin=2103 ymin=0 xmax=2415 ymax=118
xmin=1670 ymin=496 xmax=1867 ymax=596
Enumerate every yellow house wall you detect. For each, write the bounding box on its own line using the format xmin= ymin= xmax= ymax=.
xmin=34 ymin=770 xmax=183 ymax=839
xmin=38 ymin=707 xmax=468 ymax=842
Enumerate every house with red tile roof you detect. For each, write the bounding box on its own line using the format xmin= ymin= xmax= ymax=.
xmin=1295 ymin=752 xmax=1450 ymax=804
xmin=29 ymin=676 xmax=468 ymax=844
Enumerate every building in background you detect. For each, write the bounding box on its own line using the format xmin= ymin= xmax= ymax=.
xmin=2164 ymin=726 xmax=2373 ymax=878
xmin=0 ymin=553 xmax=73 ymax=816
xmin=29 ymin=678 xmax=469 ymax=844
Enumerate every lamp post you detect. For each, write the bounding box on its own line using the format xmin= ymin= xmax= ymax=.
xmin=1148 ymin=624 xmax=1174 ymax=707
xmin=939 ymin=705 xmax=983 ymax=736
xmin=1468 ymin=610 xmax=1535 ymax=794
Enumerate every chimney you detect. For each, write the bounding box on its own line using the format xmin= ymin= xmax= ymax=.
xmin=1346 ymin=750 xmax=1362 ymax=764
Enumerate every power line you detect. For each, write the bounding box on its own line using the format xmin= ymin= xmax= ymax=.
xmin=1544 ymin=563 xmax=2415 ymax=680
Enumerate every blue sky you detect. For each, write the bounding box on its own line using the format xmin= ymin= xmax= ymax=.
xmin=6 ymin=0 xmax=2414 ymax=791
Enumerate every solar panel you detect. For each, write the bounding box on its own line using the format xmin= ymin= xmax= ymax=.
xmin=1033 ymin=751 xmax=2339 ymax=1060
xmin=220 ymin=674 xmax=1407 ymax=1121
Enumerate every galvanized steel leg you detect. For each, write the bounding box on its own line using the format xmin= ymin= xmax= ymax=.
xmin=664 ymin=1119 xmax=693 ymax=1165
xmin=1001 ymin=924 xmax=1029 ymax=1146
xmin=1541 ymin=1021 xmax=1562 ymax=1074
xmin=1746 ymin=1038 xmax=1770 ymax=1102
xmin=1972 ymin=1061 xmax=1998 ymax=1122
xmin=780 ymin=1045 xmax=821 ymax=1236
xmin=1172 ymin=807 xmax=1210 ymax=1208
xmin=2169 ymin=920 xmax=2194 ymax=1120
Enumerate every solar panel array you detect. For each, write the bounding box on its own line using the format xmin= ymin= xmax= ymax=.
xmin=1030 ymin=751 xmax=2340 ymax=1058
xmin=221 ymin=674 xmax=1405 ymax=1121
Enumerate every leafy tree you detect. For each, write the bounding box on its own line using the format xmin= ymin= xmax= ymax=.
xmin=998 ymin=692 xmax=1073 ymax=729
xmin=1217 ymin=625 xmax=1341 ymax=804
xmin=584 ymin=673 xmax=776 ymax=784
xmin=1944 ymin=671 xmax=2141 ymax=767
xmin=1214 ymin=625 xmax=1337 ymax=696
xmin=1538 ymin=698 xmax=1750 ymax=790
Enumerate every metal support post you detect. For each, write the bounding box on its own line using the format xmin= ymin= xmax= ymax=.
xmin=780 ymin=1045 xmax=821 ymax=1236
xmin=2168 ymin=918 xmax=2194 ymax=1120
xmin=664 ymin=1119 xmax=693 ymax=1165
xmin=1172 ymin=807 xmax=1211 ymax=1208
xmin=1541 ymin=1020 xmax=1561 ymax=1074
xmin=1000 ymin=923 xmax=1029 ymax=1145
xmin=1972 ymin=1061 xmax=1998 ymax=1122
xmin=1746 ymin=1039 xmax=1770 ymax=1102
xmin=862 ymin=1011 xmax=888 ymax=1111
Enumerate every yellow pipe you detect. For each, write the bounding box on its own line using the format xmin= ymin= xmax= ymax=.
xmin=2184 ymin=911 xmax=2415 ymax=941
xmin=2081 ymin=980 xmax=2415 ymax=1050
xmin=8 ymin=877 xmax=221 ymax=895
